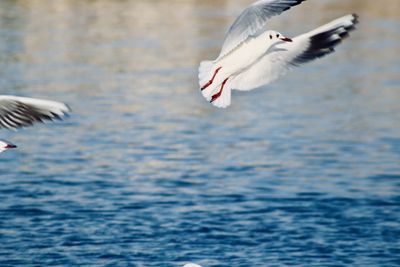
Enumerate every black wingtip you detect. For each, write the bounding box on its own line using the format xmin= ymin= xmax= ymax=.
xmin=291 ymin=14 xmax=359 ymax=66
xmin=351 ymin=13 xmax=360 ymax=27
xmin=282 ymin=0 xmax=307 ymax=12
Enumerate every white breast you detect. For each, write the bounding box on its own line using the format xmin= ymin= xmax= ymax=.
xmin=215 ymin=34 xmax=268 ymax=77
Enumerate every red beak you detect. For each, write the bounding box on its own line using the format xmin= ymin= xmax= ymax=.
xmin=280 ymin=37 xmax=293 ymax=42
xmin=5 ymin=144 xmax=17 ymax=149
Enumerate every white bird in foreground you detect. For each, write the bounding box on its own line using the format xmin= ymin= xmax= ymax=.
xmin=183 ymin=263 xmax=202 ymax=267
xmin=198 ymin=0 xmax=359 ymax=108
xmin=0 ymin=95 xmax=70 ymax=153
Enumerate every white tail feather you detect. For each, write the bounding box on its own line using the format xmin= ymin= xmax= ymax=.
xmin=201 ymin=78 xmax=233 ymax=108
xmin=211 ymin=86 xmax=232 ymax=109
xmin=198 ymin=60 xmax=233 ymax=108
xmin=198 ymin=60 xmax=214 ymax=88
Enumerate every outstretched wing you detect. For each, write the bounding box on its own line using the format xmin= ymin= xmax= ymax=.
xmin=233 ymin=14 xmax=359 ymax=91
xmin=218 ymin=0 xmax=307 ymax=59
xmin=0 ymin=95 xmax=70 ymax=129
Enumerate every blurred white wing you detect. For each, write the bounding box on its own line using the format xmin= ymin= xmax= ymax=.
xmin=0 ymin=95 xmax=70 ymax=129
xmin=218 ymin=0 xmax=307 ymax=59
xmin=233 ymin=14 xmax=359 ymax=91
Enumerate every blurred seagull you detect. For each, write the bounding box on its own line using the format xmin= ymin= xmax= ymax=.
xmin=0 ymin=95 xmax=70 ymax=153
xmin=183 ymin=263 xmax=202 ymax=267
xmin=198 ymin=0 xmax=359 ymax=108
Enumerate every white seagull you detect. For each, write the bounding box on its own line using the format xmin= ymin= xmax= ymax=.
xmin=0 ymin=95 xmax=70 ymax=153
xmin=183 ymin=263 xmax=202 ymax=267
xmin=198 ymin=0 xmax=359 ymax=108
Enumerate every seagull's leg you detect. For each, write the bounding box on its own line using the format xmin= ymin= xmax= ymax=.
xmin=201 ymin=67 xmax=222 ymax=91
xmin=210 ymin=77 xmax=229 ymax=103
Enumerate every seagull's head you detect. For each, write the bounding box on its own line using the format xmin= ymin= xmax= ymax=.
xmin=0 ymin=140 xmax=17 ymax=154
xmin=265 ymin=30 xmax=292 ymax=44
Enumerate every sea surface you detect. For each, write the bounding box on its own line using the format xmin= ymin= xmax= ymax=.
xmin=0 ymin=0 xmax=399 ymax=266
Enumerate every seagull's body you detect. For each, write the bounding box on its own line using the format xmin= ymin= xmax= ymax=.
xmin=0 ymin=95 xmax=70 ymax=153
xmin=198 ymin=0 xmax=359 ymax=108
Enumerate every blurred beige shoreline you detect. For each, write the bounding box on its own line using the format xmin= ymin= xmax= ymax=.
xmin=0 ymin=0 xmax=398 ymax=96
xmin=1 ymin=0 xmax=399 ymax=18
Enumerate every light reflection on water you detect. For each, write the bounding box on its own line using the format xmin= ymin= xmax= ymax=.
xmin=0 ymin=0 xmax=399 ymax=266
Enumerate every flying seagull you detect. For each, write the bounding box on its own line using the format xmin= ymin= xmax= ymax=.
xmin=198 ymin=0 xmax=359 ymax=108
xmin=0 ymin=95 xmax=70 ymax=153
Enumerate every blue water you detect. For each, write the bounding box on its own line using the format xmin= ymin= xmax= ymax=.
xmin=1 ymin=1 xmax=400 ymax=266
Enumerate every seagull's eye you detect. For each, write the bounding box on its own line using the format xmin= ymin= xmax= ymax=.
xmin=276 ymin=34 xmax=280 ymax=38
xmin=269 ymin=35 xmax=272 ymax=40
